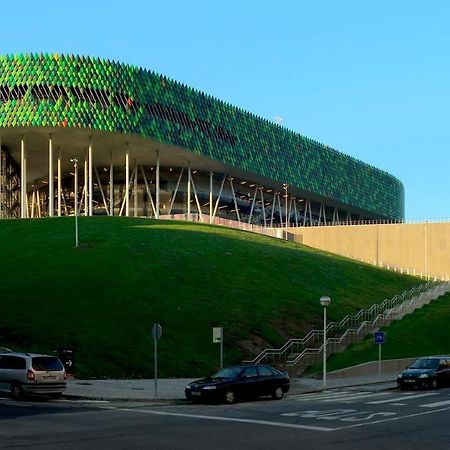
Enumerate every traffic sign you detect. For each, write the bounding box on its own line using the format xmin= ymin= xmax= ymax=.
xmin=374 ymin=331 xmax=385 ymax=344
xmin=152 ymin=323 xmax=162 ymax=341
xmin=213 ymin=327 xmax=223 ymax=343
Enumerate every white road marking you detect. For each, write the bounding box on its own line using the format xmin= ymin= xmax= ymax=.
xmin=323 ymin=392 xmax=389 ymax=403
xmin=390 ymin=403 xmax=407 ymax=406
xmin=292 ymin=391 xmax=354 ymax=401
xmin=294 ymin=390 xmax=382 ymax=402
xmin=420 ymin=399 xmax=450 ymax=408
xmin=335 ymin=406 xmax=450 ymax=430
xmin=366 ymin=392 xmax=437 ymax=404
xmin=111 ymin=407 xmax=335 ymax=432
xmin=292 ymin=390 xmax=353 ymax=398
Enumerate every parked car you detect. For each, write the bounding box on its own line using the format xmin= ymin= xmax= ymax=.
xmin=185 ymin=364 xmax=290 ymax=404
xmin=397 ymin=356 xmax=450 ymax=390
xmin=0 ymin=351 xmax=67 ymax=399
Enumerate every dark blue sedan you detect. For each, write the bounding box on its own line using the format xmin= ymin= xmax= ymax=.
xmin=185 ymin=364 xmax=290 ymax=404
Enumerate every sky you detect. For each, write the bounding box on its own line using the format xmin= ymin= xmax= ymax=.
xmin=1 ymin=0 xmax=449 ymax=220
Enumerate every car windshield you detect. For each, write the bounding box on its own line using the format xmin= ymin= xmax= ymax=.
xmin=409 ymin=359 xmax=439 ymax=370
xmin=32 ymin=357 xmax=64 ymax=372
xmin=212 ymin=366 xmax=243 ymax=379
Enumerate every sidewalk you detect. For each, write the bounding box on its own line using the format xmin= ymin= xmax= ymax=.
xmin=64 ymin=373 xmax=398 ymax=402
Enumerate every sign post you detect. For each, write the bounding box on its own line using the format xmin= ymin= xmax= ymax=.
xmin=213 ymin=327 xmax=223 ymax=368
xmin=152 ymin=323 xmax=163 ymax=399
xmin=374 ymin=331 xmax=385 ymax=377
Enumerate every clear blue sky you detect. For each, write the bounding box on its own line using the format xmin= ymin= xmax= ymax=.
xmin=2 ymin=0 xmax=449 ymax=219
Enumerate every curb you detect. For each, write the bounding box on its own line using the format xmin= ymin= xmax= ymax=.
xmin=61 ymin=379 xmax=397 ymax=403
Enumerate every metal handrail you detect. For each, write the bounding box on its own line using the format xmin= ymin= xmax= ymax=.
xmin=287 ymin=282 xmax=450 ymax=368
xmin=246 ymin=281 xmax=449 ymax=365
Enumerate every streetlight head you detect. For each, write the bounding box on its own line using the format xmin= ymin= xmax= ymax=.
xmin=320 ymin=296 xmax=331 ymax=307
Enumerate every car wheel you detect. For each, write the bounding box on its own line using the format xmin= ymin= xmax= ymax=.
xmin=272 ymin=387 xmax=284 ymax=400
xmin=10 ymin=383 xmax=23 ymax=400
xmin=224 ymin=390 xmax=235 ymax=404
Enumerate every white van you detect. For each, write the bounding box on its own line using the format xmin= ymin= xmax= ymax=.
xmin=0 ymin=352 xmax=66 ymax=399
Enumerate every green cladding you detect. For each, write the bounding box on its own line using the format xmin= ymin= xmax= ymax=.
xmin=0 ymin=53 xmax=404 ymax=219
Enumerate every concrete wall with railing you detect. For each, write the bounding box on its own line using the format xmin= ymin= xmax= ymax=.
xmin=289 ymin=222 xmax=450 ymax=281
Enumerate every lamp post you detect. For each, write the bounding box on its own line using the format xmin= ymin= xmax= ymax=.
xmin=70 ymin=157 xmax=79 ymax=247
xmin=320 ymin=295 xmax=331 ymax=389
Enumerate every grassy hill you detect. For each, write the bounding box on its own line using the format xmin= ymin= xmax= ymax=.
xmin=0 ymin=217 xmax=421 ymax=378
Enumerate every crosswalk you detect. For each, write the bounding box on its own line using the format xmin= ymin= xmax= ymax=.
xmin=289 ymin=388 xmax=449 ymax=407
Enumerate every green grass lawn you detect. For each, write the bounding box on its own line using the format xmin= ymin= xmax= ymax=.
xmin=309 ymin=292 xmax=450 ymax=375
xmin=0 ymin=216 xmax=422 ymax=378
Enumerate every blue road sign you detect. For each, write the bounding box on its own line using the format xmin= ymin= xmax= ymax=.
xmin=374 ymin=332 xmax=385 ymax=344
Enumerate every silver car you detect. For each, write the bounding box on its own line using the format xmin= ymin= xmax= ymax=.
xmin=0 ymin=351 xmax=66 ymax=399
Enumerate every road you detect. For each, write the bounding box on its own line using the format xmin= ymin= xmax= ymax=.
xmin=1 ymin=386 xmax=450 ymax=449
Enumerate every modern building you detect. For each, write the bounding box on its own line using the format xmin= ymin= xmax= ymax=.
xmin=0 ymin=53 xmax=404 ymax=225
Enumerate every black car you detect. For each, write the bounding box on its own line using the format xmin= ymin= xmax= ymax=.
xmin=185 ymin=364 xmax=290 ymax=404
xmin=397 ymin=356 xmax=450 ymax=390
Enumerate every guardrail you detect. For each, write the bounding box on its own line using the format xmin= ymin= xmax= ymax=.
xmin=245 ymin=281 xmax=450 ymax=371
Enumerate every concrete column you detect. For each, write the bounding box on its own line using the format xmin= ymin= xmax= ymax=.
xmin=20 ymin=136 xmax=27 ymax=218
xmin=109 ymin=152 xmax=114 ymax=216
xmin=125 ymin=144 xmax=129 ymax=217
xmin=0 ymin=136 xmax=2 ymax=219
xmin=156 ymin=151 xmax=160 ymax=219
xmin=134 ymin=159 xmax=138 ymax=217
xmin=84 ymin=157 xmax=88 ymax=216
xmin=88 ymin=138 xmax=93 ymax=216
xmin=57 ymin=149 xmax=61 ymax=216
xmin=48 ymin=134 xmax=54 ymax=217
xmin=187 ymin=163 xmax=191 ymax=217
xmin=209 ymin=171 xmax=213 ymax=223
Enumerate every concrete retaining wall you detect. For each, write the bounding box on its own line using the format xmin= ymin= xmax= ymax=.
xmin=289 ymin=222 xmax=450 ymax=280
xmin=328 ymin=357 xmax=418 ymax=379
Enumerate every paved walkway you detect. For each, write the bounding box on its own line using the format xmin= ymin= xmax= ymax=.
xmin=64 ymin=373 xmax=398 ymax=402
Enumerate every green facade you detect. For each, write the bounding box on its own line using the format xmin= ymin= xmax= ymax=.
xmin=0 ymin=53 xmax=404 ymax=219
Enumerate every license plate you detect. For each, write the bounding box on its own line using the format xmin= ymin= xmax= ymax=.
xmin=191 ymin=391 xmax=201 ymax=396
xmin=404 ymin=379 xmax=415 ymax=383
xmin=43 ymin=376 xmax=57 ymax=381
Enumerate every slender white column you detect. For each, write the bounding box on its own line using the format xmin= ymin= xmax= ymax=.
xmin=168 ymin=168 xmax=184 ymax=215
xmin=229 ymin=177 xmax=240 ymax=223
xmin=212 ymin=174 xmax=226 ymax=219
xmin=20 ymin=136 xmax=27 ymax=218
xmin=248 ymin=185 xmax=258 ymax=224
xmin=187 ymin=163 xmax=191 ymax=216
xmin=270 ymin=191 xmax=276 ymax=227
xmin=125 ymin=145 xmax=129 ymax=217
xmin=57 ymin=149 xmax=61 ymax=216
xmin=88 ymin=138 xmax=93 ymax=216
xmin=48 ymin=134 xmax=54 ymax=217
xmin=260 ymin=187 xmax=266 ymax=227
xmin=84 ymin=156 xmax=88 ymax=216
xmin=155 ymin=151 xmax=160 ymax=219
xmin=134 ymin=159 xmax=138 ymax=217
xmin=109 ymin=152 xmax=114 ymax=216
xmin=0 ymin=136 xmax=2 ymax=219
xmin=209 ymin=172 xmax=213 ymax=223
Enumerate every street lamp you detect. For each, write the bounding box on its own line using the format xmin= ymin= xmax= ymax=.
xmin=70 ymin=157 xmax=79 ymax=247
xmin=320 ymin=295 xmax=331 ymax=389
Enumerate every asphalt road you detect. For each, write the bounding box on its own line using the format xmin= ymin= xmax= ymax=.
xmin=1 ymin=386 xmax=450 ymax=449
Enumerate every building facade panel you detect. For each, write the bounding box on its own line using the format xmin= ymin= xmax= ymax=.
xmin=0 ymin=53 xmax=404 ymax=221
